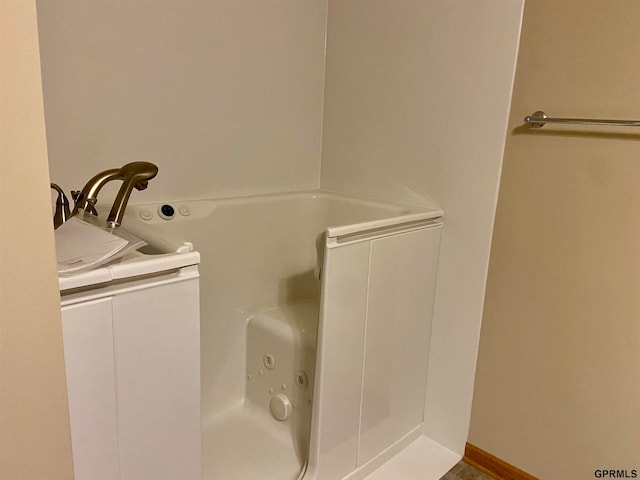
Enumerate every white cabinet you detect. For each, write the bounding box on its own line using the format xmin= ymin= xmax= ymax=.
xmin=61 ymin=297 xmax=120 ymax=480
xmin=60 ymin=266 xmax=201 ymax=480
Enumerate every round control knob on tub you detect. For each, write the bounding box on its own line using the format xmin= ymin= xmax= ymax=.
xmin=178 ymin=204 xmax=191 ymax=216
xmin=139 ymin=207 xmax=153 ymax=221
xmin=269 ymin=393 xmax=292 ymax=421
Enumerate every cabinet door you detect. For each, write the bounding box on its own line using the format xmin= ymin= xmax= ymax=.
xmin=61 ymin=297 xmax=119 ymax=480
xmin=112 ymin=278 xmax=201 ymax=480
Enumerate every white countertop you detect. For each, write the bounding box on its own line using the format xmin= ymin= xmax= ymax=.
xmin=59 ymin=250 xmax=201 ymax=292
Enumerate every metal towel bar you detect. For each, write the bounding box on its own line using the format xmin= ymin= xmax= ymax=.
xmin=524 ymin=110 xmax=640 ymax=128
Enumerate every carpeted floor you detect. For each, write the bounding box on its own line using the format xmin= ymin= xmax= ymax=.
xmin=440 ymin=461 xmax=494 ymax=480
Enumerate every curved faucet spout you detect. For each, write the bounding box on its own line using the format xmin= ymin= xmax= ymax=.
xmin=72 ymin=168 xmax=120 ymax=216
xmin=72 ymin=161 xmax=158 ymax=228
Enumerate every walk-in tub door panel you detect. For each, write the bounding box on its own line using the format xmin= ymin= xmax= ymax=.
xmin=312 ymin=241 xmax=370 ymax=480
xmin=311 ymin=223 xmax=442 ymax=480
xmin=359 ymin=227 xmax=441 ymax=465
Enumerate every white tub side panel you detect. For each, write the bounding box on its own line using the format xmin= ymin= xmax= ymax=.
xmin=359 ymin=226 xmax=441 ymax=465
xmin=310 ymin=242 xmax=370 ymax=480
xmin=61 ymin=297 xmax=120 ymax=480
xmin=112 ymin=277 xmax=201 ymax=480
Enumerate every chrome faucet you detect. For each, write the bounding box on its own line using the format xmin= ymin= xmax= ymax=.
xmin=71 ymin=161 xmax=158 ymax=228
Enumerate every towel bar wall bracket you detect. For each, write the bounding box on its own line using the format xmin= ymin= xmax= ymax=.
xmin=524 ymin=110 xmax=640 ymax=128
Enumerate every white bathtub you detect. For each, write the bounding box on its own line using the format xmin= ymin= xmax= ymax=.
xmin=123 ymin=190 xmax=443 ymax=480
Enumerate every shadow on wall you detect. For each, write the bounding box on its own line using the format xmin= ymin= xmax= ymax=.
xmin=278 ymin=270 xmax=320 ymax=305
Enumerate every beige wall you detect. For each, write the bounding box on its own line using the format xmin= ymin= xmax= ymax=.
xmin=320 ymin=0 xmax=524 ymax=453
xmin=470 ymin=1 xmax=640 ymax=478
xmin=36 ymin=0 xmax=327 ymax=204
xmin=0 ymin=1 xmax=74 ymax=478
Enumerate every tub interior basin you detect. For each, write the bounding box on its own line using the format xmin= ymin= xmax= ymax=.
xmin=122 ymin=189 xmax=442 ymax=254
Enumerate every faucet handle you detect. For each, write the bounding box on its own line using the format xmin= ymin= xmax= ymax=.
xmin=70 ymin=190 xmax=99 ymax=216
xmin=51 ymin=183 xmax=71 ymax=229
